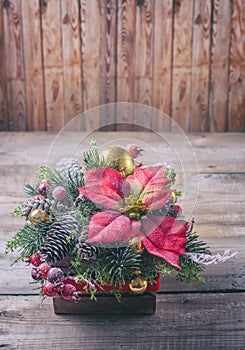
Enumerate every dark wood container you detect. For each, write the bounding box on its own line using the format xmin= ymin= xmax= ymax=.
xmin=53 ymin=293 xmax=156 ymax=315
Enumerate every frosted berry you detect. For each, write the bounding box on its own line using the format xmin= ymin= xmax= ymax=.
xmin=31 ymin=267 xmax=41 ymax=281
xmin=29 ymin=253 xmax=42 ymax=267
xmin=52 ymin=186 xmax=66 ymax=201
xmin=125 ymin=144 xmax=143 ymax=159
xmin=38 ymin=262 xmax=50 ymax=278
xmin=43 ymin=282 xmax=58 ymax=297
xmin=47 ymin=267 xmax=64 ymax=284
xmin=61 ymin=283 xmax=80 ymax=301
xmin=38 ymin=183 xmax=48 ymax=197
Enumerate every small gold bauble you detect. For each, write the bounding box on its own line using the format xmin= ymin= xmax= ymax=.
xmin=128 ymin=236 xmax=144 ymax=254
xmin=99 ymin=146 xmax=134 ymax=176
xmin=171 ymin=191 xmax=177 ymax=204
xmin=29 ymin=209 xmax=46 ymax=224
xmin=129 ymin=277 xmax=148 ymax=294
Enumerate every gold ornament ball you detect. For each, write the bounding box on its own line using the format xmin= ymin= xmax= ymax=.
xmin=99 ymin=146 xmax=135 ymax=176
xmin=129 ymin=277 xmax=148 ymax=294
xmin=29 ymin=209 xmax=46 ymax=224
xmin=128 ymin=236 xmax=144 ymax=254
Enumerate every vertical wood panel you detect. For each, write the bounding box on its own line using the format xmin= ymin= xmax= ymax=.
xmin=134 ymin=0 xmax=153 ymax=130
xmin=80 ymin=0 xmax=101 ymax=131
xmin=0 ymin=0 xmax=244 ymax=133
xmin=117 ymin=0 xmax=136 ymax=130
xmin=21 ymin=0 xmax=45 ymax=131
xmin=61 ymin=0 xmax=83 ymax=130
xmin=190 ymin=0 xmax=211 ymax=132
xmin=152 ymin=0 xmax=173 ymax=131
xmin=99 ymin=0 xmax=117 ymax=130
xmin=3 ymin=0 xmax=26 ymax=131
xmin=0 ymin=1 xmax=8 ymax=130
xmin=171 ymin=0 xmax=193 ymax=132
xmin=228 ymin=0 xmax=245 ymax=131
xmin=209 ymin=0 xmax=231 ymax=132
xmin=41 ymin=0 xmax=64 ymax=132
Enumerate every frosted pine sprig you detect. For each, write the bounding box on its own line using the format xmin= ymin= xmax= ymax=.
xmin=185 ymin=250 xmax=237 ymax=265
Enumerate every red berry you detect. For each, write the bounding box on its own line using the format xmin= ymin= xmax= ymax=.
xmin=43 ymin=282 xmax=58 ymax=297
xmin=34 ymin=195 xmax=41 ymax=201
xmin=29 ymin=253 xmax=42 ymax=267
xmin=38 ymin=263 xmax=50 ymax=278
xmin=61 ymin=284 xmax=78 ymax=300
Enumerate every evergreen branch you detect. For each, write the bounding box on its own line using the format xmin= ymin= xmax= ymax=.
xmin=25 ymin=183 xmax=39 ymax=197
xmin=176 ymin=255 xmax=206 ymax=284
xmin=82 ymin=140 xmax=112 ymax=170
xmin=5 ymin=222 xmax=50 ymax=261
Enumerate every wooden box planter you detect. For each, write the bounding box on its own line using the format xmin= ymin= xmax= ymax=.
xmin=53 ymin=275 xmax=160 ymax=315
xmin=53 ymin=293 xmax=156 ymax=315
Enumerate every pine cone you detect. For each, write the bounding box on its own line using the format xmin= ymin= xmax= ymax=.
xmin=40 ymin=215 xmax=78 ymax=263
xmin=77 ymin=241 xmax=100 ymax=260
xmin=56 ymin=158 xmax=81 ymax=182
xmin=22 ymin=197 xmax=51 ymax=219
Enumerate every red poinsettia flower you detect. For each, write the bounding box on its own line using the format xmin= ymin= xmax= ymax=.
xmin=78 ymin=166 xmax=186 ymax=269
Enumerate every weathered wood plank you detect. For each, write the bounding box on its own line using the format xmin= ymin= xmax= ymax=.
xmin=0 ymin=294 xmax=244 ymax=350
xmin=134 ymin=0 xmax=153 ymax=131
xmin=99 ymin=0 xmax=117 ymax=131
xmin=117 ymin=0 xmax=136 ymax=131
xmin=171 ymin=0 xmax=193 ymax=132
xmin=3 ymin=0 xmax=26 ymax=131
xmin=190 ymin=0 xmax=211 ymax=132
xmin=80 ymin=0 xmax=101 ymax=131
xmin=0 ymin=132 xmax=244 ymax=172
xmin=0 ymin=0 xmax=8 ymax=131
xmin=21 ymin=0 xmax=45 ymax=131
xmin=209 ymin=0 xmax=231 ymax=132
xmin=41 ymin=0 xmax=64 ymax=132
xmin=152 ymin=0 xmax=173 ymax=131
xmin=228 ymin=0 xmax=245 ymax=132
xmin=61 ymin=0 xmax=82 ymax=131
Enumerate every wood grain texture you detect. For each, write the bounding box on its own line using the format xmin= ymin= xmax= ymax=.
xmin=53 ymin=293 xmax=156 ymax=315
xmin=152 ymin=0 xmax=173 ymax=131
xmin=134 ymin=0 xmax=153 ymax=130
xmin=190 ymin=0 xmax=211 ymax=132
xmin=228 ymin=0 xmax=245 ymax=132
xmin=41 ymin=0 xmax=64 ymax=132
xmin=171 ymin=0 xmax=193 ymax=132
xmin=80 ymin=0 xmax=101 ymax=131
xmin=61 ymin=0 xmax=82 ymax=131
xmin=0 ymin=0 xmax=8 ymax=131
xmin=21 ymin=0 xmax=45 ymax=131
xmin=99 ymin=0 xmax=117 ymax=131
xmin=117 ymin=0 xmax=136 ymax=130
xmin=0 ymin=294 xmax=244 ymax=350
xmin=2 ymin=0 xmax=26 ymax=131
xmin=209 ymin=0 xmax=231 ymax=132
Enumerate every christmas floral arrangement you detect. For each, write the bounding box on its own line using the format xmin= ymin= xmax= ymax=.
xmin=6 ymin=141 xmax=216 ymax=303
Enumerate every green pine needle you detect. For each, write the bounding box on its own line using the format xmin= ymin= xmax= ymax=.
xmin=5 ymin=222 xmax=51 ymax=262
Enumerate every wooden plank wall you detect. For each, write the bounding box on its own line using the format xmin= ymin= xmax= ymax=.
xmin=0 ymin=0 xmax=244 ymax=132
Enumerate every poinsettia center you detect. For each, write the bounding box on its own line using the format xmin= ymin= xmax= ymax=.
xmin=119 ymin=196 xmax=149 ymax=220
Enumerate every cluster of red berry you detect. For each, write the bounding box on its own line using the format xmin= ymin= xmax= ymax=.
xmin=25 ymin=253 xmax=80 ymax=301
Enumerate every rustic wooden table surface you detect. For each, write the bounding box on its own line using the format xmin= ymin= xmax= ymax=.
xmin=0 ymin=132 xmax=244 ymax=350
